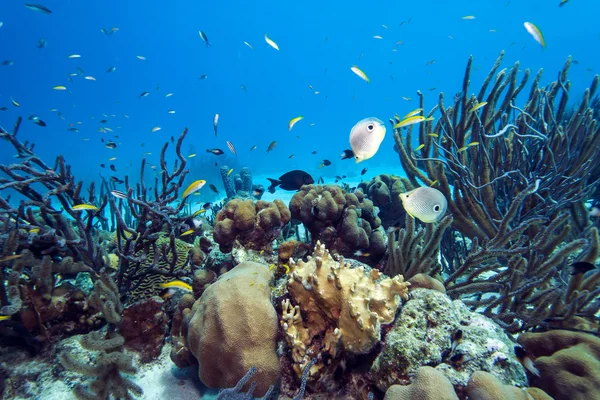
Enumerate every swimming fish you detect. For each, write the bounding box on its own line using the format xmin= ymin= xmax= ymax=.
xmin=25 ymin=3 xmax=52 ymax=14
xmin=288 ymin=116 xmax=303 ymax=131
xmin=469 ymin=102 xmax=488 ymax=113
xmin=514 ymin=346 xmax=540 ymax=377
xmin=182 ymin=180 xmax=206 ymax=198
xmin=264 ymin=34 xmax=279 ymax=50
xmin=71 ymin=204 xmax=99 ymax=211
xmin=266 ymin=141 xmax=277 ymax=153
xmin=159 ymin=280 xmax=192 ymax=292
xmin=206 ymin=148 xmax=224 ymax=155
xmin=226 ymin=140 xmax=237 ymax=156
xmin=350 ymin=65 xmax=370 ymax=83
xmin=110 ymin=190 xmax=128 ymax=199
xmin=267 ymin=170 xmax=314 ymax=193
xmin=394 ymin=116 xmax=434 ymax=129
xmin=349 ymin=117 xmax=386 ymax=163
xmin=558 ymin=0 xmax=569 ymax=6
xmin=28 ymin=115 xmax=46 ymax=127
xmin=0 ymin=254 xmax=23 ymax=263
xmin=213 ymin=113 xmax=219 ymax=136
xmin=250 ymin=145 xmax=257 ymax=151
xmin=524 ymin=22 xmax=545 ymax=48
xmin=570 ymin=261 xmax=596 ymax=275
xmin=151 ymin=126 xmax=161 ymax=133
xmin=209 ymin=184 xmax=219 ymax=194
xmin=319 ymin=159 xmax=331 ymax=168
xmin=180 ymin=229 xmax=195 ymax=237
xmin=199 ymin=30 xmax=211 ymax=47
xmin=227 ymin=168 xmax=234 ymax=176
xmin=37 ymin=38 xmax=46 ymax=49
xmin=399 ymin=187 xmax=447 ymax=223
xmin=244 ymin=41 xmax=254 ymax=50
xmin=340 ymin=149 xmax=354 ymax=160
xmin=106 ymin=66 xmax=116 ymax=73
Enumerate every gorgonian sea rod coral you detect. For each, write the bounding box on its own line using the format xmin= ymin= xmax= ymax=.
xmin=390 ymin=53 xmax=600 ymax=333
xmin=393 ymin=52 xmax=600 ymax=240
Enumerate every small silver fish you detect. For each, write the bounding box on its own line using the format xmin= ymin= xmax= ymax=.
xmin=399 ymin=187 xmax=447 ymax=223
xmin=213 ymin=113 xmax=219 ymax=137
xmin=199 ymin=30 xmax=211 ymax=47
xmin=349 ymin=117 xmax=386 ymax=163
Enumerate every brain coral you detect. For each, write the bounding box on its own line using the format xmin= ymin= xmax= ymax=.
xmin=177 ymin=261 xmax=280 ymax=396
xmin=213 ymin=198 xmax=291 ymax=253
xmin=281 ymin=241 xmax=410 ymax=380
xmin=289 ymin=184 xmax=386 ymax=258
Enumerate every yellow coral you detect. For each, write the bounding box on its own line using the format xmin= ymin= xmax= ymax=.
xmin=282 ymin=241 xmax=409 ymax=377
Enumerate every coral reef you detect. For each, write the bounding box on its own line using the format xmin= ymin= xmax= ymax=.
xmin=120 ymin=297 xmax=168 ymax=363
xmin=444 ymin=186 xmax=600 ymax=332
xmin=121 ymin=233 xmax=194 ymax=303
xmin=0 ymin=118 xmax=109 ymax=272
xmin=371 ymin=288 xmax=527 ymax=392
xmin=281 ymin=241 xmax=409 ymax=382
xmin=213 ymin=198 xmax=291 ymax=253
xmin=59 ymin=273 xmax=143 ymax=399
xmin=219 ymin=165 xmax=264 ymax=200
xmin=289 ymin=184 xmax=387 ymax=259
xmin=517 ymin=330 xmax=600 ymax=400
xmin=393 ymin=52 xmax=600 ymax=241
xmin=384 ymin=212 xmax=453 ymax=280
xmin=384 ymin=366 xmax=459 ymax=400
xmin=357 ymin=174 xmax=413 ymax=228
xmin=171 ymin=261 xmax=279 ymax=397
xmin=466 ymin=371 xmax=552 ymax=400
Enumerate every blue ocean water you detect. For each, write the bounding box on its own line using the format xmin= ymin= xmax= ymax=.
xmin=0 ymin=0 xmax=597 ymax=201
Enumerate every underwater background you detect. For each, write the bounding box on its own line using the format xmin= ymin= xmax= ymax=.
xmin=1 ymin=0 xmax=598 ymax=190
xmin=1 ymin=0 xmax=600 ymax=399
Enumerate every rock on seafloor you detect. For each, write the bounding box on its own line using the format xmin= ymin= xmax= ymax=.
xmin=121 ymin=296 xmax=169 ymax=363
xmin=371 ymin=288 xmax=527 ymax=392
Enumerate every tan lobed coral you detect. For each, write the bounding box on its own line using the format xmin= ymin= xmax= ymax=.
xmin=384 ymin=366 xmax=459 ymax=400
xmin=281 ymin=241 xmax=410 ymax=379
xmin=357 ymin=174 xmax=413 ymax=228
xmin=517 ymin=330 xmax=600 ymax=400
xmin=170 ymin=261 xmax=280 ymax=396
xmin=213 ymin=198 xmax=291 ymax=253
xmin=466 ymin=371 xmax=552 ymax=400
xmin=289 ymin=184 xmax=387 ymax=259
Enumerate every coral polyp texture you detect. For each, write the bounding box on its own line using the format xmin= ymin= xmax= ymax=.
xmin=289 ymin=184 xmax=387 ymax=259
xmin=357 ymin=174 xmax=413 ymax=228
xmin=213 ymin=198 xmax=291 ymax=253
xmin=281 ymin=241 xmax=410 ymax=379
xmin=170 ymin=261 xmax=280 ymax=396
